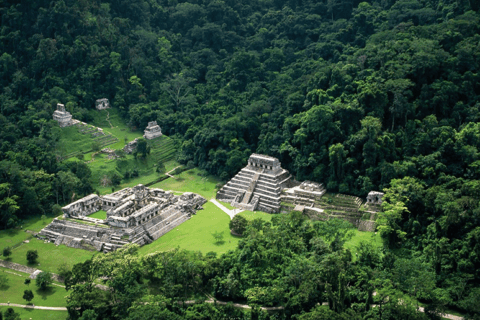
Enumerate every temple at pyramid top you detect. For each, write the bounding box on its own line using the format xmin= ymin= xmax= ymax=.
xmin=216 ymin=154 xmax=292 ymax=213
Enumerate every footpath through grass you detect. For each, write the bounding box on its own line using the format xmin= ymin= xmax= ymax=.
xmin=0 ymin=307 xmax=68 ymax=320
xmin=0 ymin=267 xmax=67 ymax=307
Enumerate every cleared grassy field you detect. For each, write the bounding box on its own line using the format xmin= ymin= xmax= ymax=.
xmin=0 ymin=217 xmax=55 ymax=249
xmin=0 ymin=307 xmax=68 ymax=320
xmin=6 ymin=239 xmax=96 ymax=274
xmin=0 ymin=267 xmax=67 ymax=307
xmin=87 ymin=210 xmax=107 ymax=220
xmin=138 ymin=201 xmax=241 ymax=256
xmin=151 ymin=167 xmax=220 ymax=199
xmin=344 ymin=229 xmax=383 ymax=261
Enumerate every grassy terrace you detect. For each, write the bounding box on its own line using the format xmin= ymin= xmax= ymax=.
xmin=0 ymin=267 xmax=67 ymax=307
xmin=87 ymin=210 xmax=107 ymax=220
xmin=138 ymin=201 xmax=242 ymax=256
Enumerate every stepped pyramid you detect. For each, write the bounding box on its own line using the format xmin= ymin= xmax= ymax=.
xmin=216 ymin=154 xmax=292 ymax=213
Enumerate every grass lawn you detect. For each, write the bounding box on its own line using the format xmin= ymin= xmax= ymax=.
xmin=0 ymin=217 xmax=55 ymax=249
xmin=151 ymin=168 xmax=221 ymax=199
xmin=344 ymin=229 xmax=383 ymax=261
xmin=0 ymin=307 xmax=68 ymax=320
xmin=0 ymin=267 xmax=67 ymax=307
xmin=6 ymin=239 xmax=96 ymax=274
xmin=138 ymin=201 xmax=241 ymax=256
xmin=87 ymin=210 xmax=107 ymax=220
xmin=237 ymin=210 xmax=274 ymax=222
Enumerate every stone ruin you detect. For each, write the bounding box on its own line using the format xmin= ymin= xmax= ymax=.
xmin=366 ymin=191 xmax=384 ymax=205
xmin=123 ymin=138 xmax=139 ymax=154
xmin=52 ymin=103 xmax=74 ymax=127
xmin=216 ymin=154 xmax=293 ymax=213
xmin=143 ymin=121 xmax=162 ymax=140
xmin=38 ymin=184 xmax=207 ymax=253
xmin=218 ymin=153 xmax=381 ymax=232
xmin=95 ymin=98 xmax=110 ymax=110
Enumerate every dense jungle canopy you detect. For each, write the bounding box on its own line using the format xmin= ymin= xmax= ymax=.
xmin=1 ymin=0 xmax=480 ymax=318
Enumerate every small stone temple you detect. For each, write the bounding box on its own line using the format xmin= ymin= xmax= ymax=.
xmin=39 ymin=184 xmax=206 ymax=252
xmin=95 ymin=98 xmax=110 ymax=110
xmin=366 ymin=191 xmax=384 ymax=205
xmin=143 ymin=121 xmax=162 ymax=139
xmin=52 ymin=103 xmax=73 ymax=127
xmin=216 ymin=154 xmax=293 ymax=213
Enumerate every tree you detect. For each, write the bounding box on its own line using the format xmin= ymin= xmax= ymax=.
xmin=3 ymin=308 xmax=20 ymax=320
xmin=135 ymin=139 xmax=150 ymax=159
xmin=211 ymin=231 xmax=224 ymax=244
xmin=24 ymin=278 xmax=30 ymax=286
xmin=26 ymin=250 xmax=38 ymax=264
xmin=36 ymin=271 xmax=52 ymax=290
xmin=229 ymin=215 xmax=248 ymax=235
xmin=0 ymin=274 xmax=8 ymax=289
xmin=156 ymin=160 xmax=166 ymax=173
xmin=2 ymin=246 xmax=12 ymax=259
xmin=23 ymin=289 xmax=34 ymax=303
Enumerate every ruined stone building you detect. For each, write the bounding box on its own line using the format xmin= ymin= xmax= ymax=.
xmin=144 ymin=121 xmax=162 ymax=139
xmin=218 ymin=153 xmax=380 ymax=232
xmin=39 ymin=185 xmax=206 ymax=252
xmin=52 ymin=103 xmax=73 ymax=127
xmin=216 ymin=154 xmax=293 ymax=213
xmin=95 ymin=98 xmax=110 ymax=110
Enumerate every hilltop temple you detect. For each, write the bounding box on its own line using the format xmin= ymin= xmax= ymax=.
xmin=52 ymin=103 xmax=73 ymax=127
xmin=95 ymin=98 xmax=110 ymax=110
xmin=144 ymin=121 xmax=162 ymax=139
xmin=39 ymin=184 xmax=206 ymax=252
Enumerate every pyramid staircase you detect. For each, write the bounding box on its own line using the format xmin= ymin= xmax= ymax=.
xmin=217 ymin=161 xmax=292 ymax=213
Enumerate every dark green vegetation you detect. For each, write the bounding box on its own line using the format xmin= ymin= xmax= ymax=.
xmin=1 ymin=0 xmax=480 ymax=318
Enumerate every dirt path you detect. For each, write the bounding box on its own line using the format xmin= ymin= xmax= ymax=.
xmin=106 ymin=110 xmax=113 ymax=128
xmin=0 ymin=303 xmax=67 ymax=311
xmin=165 ymin=165 xmax=181 ymax=178
xmin=210 ymin=199 xmax=243 ymax=219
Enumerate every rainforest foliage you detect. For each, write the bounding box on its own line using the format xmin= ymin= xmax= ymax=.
xmin=1 ymin=0 xmax=480 ymax=317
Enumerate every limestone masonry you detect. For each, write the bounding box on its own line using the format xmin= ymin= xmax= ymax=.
xmin=217 ymin=153 xmax=380 ymax=231
xmin=95 ymin=98 xmax=110 ymax=110
xmin=38 ymin=184 xmax=206 ymax=252
xmin=144 ymin=121 xmax=163 ymax=139
xmin=52 ymin=103 xmax=74 ymax=127
xmin=216 ymin=154 xmax=293 ymax=213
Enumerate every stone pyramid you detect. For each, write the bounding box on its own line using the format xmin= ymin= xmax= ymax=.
xmin=216 ymin=154 xmax=292 ymax=213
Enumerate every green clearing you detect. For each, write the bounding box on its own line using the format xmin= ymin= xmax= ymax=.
xmin=0 ymin=307 xmax=68 ymax=320
xmin=237 ymin=210 xmax=273 ymax=222
xmin=0 ymin=217 xmax=55 ymax=249
xmin=151 ymin=168 xmax=220 ymax=199
xmin=138 ymin=201 xmax=241 ymax=256
xmin=344 ymin=229 xmax=383 ymax=261
xmin=85 ymin=136 xmax=177 ymax=193
xmin=5 ymin=239 xmax=96 ymax=274
xmin=87 ymin=210 xmax=107 ymax=220
xmin=0 ymin=267 xmax=67 ymax=307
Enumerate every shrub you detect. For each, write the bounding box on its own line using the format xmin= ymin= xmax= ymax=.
xmin=2 ymin=246 xmax=12 ymax=258
xmin=229 ymin=215 xmax=248 ymax=235
xmin=26 ymin=250 xmax=38 ymax=264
